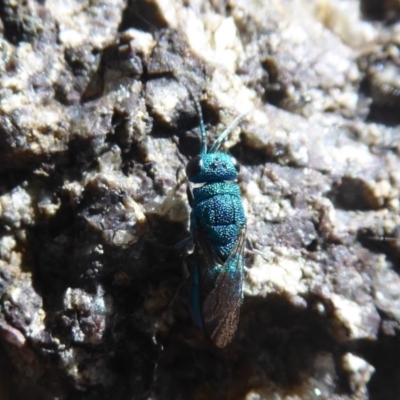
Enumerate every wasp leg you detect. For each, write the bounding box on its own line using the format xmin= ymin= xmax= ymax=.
xmin=185 ymin=254 xmax=203 ymax=329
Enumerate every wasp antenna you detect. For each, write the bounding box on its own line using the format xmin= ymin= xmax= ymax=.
xmin=209 ymin=112 xmax=248 ymax=153
xmin=369 ymin=236 xmax=400 ymax=242
xmin=126 ymin=4 xmax=162 ymax=35
xmin=192 ymin=97 xmax=207 ymax=154
xmin=184 ymin=85 xmax=207 ymax=154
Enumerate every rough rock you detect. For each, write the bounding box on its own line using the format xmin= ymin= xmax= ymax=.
xmin=1 ymin=0 xmax=400 ymax=399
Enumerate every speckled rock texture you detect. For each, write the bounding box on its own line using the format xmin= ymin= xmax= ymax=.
xmin=0 ymin=0 xmax=400 ymax=399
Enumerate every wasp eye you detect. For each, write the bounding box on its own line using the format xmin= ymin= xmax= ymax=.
xmin=186 ymin=155 xmax=202 ymax=178
xmin=232 ymin=157 xmax=240 ymax=173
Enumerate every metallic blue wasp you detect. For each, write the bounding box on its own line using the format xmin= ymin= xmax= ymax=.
xmin=184 ymin=103 xmax=247 ymax=348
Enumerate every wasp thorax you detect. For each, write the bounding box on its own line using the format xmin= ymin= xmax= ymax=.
xmin=186 ymin=153 xmax=239 ymax=183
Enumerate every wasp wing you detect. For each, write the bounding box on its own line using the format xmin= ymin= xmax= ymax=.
xmin=194 ymin=225 xmax=246 ymax=348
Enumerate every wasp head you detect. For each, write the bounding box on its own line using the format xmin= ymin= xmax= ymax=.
xmin=186 ymin=153 xmax=240 ymax=183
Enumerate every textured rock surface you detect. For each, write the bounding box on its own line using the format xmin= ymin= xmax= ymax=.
xmin=0 ymin=0 xmax=400 ymax=399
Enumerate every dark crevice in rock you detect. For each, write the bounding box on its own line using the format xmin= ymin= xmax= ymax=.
xmin=328 ymin=177 xmax=383 ymax=211
xmin=119 ymin=0 xmax=169 ymax=33
xmin=357 ymin=228 xmax=400 ymax=269
xmin=230 ymin=140 xmax=274 ymax=167
xmin=347 ymin=335 xmax=400 ymax=400
xmin=152 ymin=294 xmax=350 ymax=399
